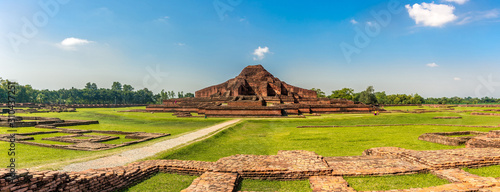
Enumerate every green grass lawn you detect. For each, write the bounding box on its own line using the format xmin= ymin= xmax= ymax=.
xmin=119 ymin=173 xmax=198 ymax=192
xmin=382 ymin=106 xmax=437 ymax=111
xmin=345 ymin=174 xmax=450 ymax=191
xmin=25 ymin=132 xmax=74 ymax=145
xmin=0 ymin=107 xmax=227 ymax=169
xmin=18 ymin=107 xmax=228 ymax=135
xmin=463 ymin=165 xmax=500 ymax=178
xmin=132 ymin=111 xmax=500 ymax=191
xmin=237 ymin=179 xmax=311 ymax=192
xmin=156 ymin=112 xmax=499 ymax=161
xmin=85 ymin=132 xmax=138 ymax=144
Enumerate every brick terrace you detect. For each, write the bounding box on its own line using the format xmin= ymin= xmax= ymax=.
xmin=3 ymin=147 xmax=500 ymax=191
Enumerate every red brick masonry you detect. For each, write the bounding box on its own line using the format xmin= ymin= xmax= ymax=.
xmin=3 ymin=147 xmax=500 ymax=191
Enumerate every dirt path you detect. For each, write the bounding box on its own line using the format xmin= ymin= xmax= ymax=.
xmin=61 ymin=119 xmax=241 ymax=172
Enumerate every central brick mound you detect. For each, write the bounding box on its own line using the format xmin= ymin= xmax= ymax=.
xmin=146 ymin=65 xmax=382 ymax=117
xmin=5 ymin=148 xmax=500 ymax=191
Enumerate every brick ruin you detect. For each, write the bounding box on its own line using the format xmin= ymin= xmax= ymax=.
xmin=419 ymin=130 xmax=500 ymax=148
xmin=147 ymin=65 xmax=381 ymax=117
xmin=418 ymin=131 xmax=487 ymax=146
xmin=3 ymin=147 xmax=500 ymax=191
xmin=467 ymin=130 xmax=500 ymax=148
xmin=0 ymin=116 xmax=168 ymax=151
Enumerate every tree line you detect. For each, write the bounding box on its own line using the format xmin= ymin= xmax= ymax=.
xmin=312 ymin=86 xmax=500 ymax=105
xmin=2 ymin=77 xmax=498 ymax=105
xmin=0 ymin=78 xmax=193 ymax=104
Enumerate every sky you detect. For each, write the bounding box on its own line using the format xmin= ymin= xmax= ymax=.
xmin=1 ymin=0 xmax=500 ymax=98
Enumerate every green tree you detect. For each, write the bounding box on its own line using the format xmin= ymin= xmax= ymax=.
xmin=123 ymin=84 xmax=134 ymax=92
xmin=374 ymin=91 xmax=388 ymax=104
xmin=359 ymin=86 xmax=377 ymax=104
xmin=36 ymin=93 xmax=46 ymax=103
xmin=411 ymin=94 xmax=424 ymax=104
xmin=184 ymin=93 xmax=195 ymax=97
xmin=311 ymin=88 xmax=326 ymax=98
xmin=168 ymin=91 xmax=175 ymax=99
xmin=159 ymin=89 xmax=170 ymax=103
xmin=111 ymin=82 xmax=122 ymax=91
xmin=329 ymin=88 xmax=354 ymax=100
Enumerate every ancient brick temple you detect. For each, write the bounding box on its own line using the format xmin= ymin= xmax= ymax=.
xmin=147 ymin=65 xmax=380 ymax=117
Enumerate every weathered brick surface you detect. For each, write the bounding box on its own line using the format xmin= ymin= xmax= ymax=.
xmin=42 ymin=134 xmax=118 ymax=143
xmin=479 ymin=186 xmax=500 ymax=191
xmin=181 ymin=172 xmax=240 ymax=192
xmin=432 ymin=169 xmax=497 ymax=183
xmin=212 ymin=150 xmax=329 ymax=180
xmin=3 ymin=148 xmax=500 ymax=191
xmin=467 ymin=130 xmax=500 ymax=148
xmin=418 ymin=131 xmax=486 ymax=146
xmin=364 ymin=147 xmax=500 ymax=169
xmin=309 ymin=176 xmax=356 ymax=192
xmin=195 ymin=65 xmax=316 ymax=98
xmin=471 ymin=112 xmax=500 ymax=116
xmin=432 ymin=116 xmax=462 ymax=119
xmin=326 ymin=156 xmax=428 ymax=176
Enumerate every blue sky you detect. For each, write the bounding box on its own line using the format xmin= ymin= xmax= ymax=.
xmin=1 ymin=0 xmax=500 ymax=98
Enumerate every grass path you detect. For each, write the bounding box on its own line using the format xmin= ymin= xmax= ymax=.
xmin=61 ymin=119 xmax=241 ymax=172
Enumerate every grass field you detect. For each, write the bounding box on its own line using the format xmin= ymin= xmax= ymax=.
xmin=120 ymin=173 xmax=198 ymax=192
xmin=463 ymin=165 xmax=500 ymax=178
xmin=2 ymin=106 xmax=500 ymax=191
xmin=142 ymin=110 xmax=500 ymax=191
xmin=237 ymin=179 xmax=311 ymax=192
xmin=155 ymin=112 xmax=499 ymax=161
xmin=0 ymin=107 xmax=226 ymax=169
xmin=345 ymin=174 xmax=450 ymax=191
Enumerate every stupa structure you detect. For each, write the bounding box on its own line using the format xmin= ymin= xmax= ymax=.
xmin=147 ymin=65 xmax=380 ymax=117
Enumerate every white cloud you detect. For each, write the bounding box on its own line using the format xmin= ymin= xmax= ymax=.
xmin=443 ymin=0 xmax=468 ymax=5
xmin=59 ymin=37 xmax=92 ymax=50
xmin=252 ymin=46 xmax=270 ymax=61
xmin=176 ymin=43 xmax=185 ymax=46
xmin=61 ymin=37 xmax=91 ymax=46
xmin=454 ymin=77 xmax=461 ymax=81
xmin=350 ymin=19 xmax=358 ymax=24
xmin=458 ymin=9 xmax=500 ymax=25
xmin=406 ymin=3 xmax=458 ymax=27
xmin=426 ymin=63 xmax=439 ymax=67
xmin=155 ymin=16 xmax=170 ymax=23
